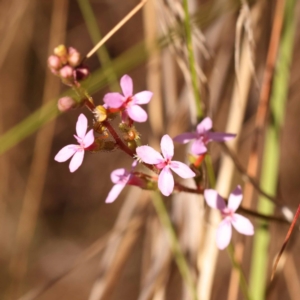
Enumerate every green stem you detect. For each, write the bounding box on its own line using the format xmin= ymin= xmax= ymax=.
xmin=249 ymin=0 xmax=296 ymax=298
xmin=205 ymin=154 xmax=216 ymax=188
xmin=152 ymin=192 xmax=198 ymax=300
xmin=182 ymin=0 xmax=203 ymax=119
xmin=77 ymin=0 xmax=119 ymax=90
xmin=227 ymin=243 xmax=252 ymax=300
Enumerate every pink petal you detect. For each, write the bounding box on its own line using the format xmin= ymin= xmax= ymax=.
xmin=170 ymin=161 xmax=195 ymax=178
xmin=216 ymin=218 xmax=232 ymax=250
xmin=103 ymin=92 xmax=124 ymax=108
xmin=196 ymin=117 xmax=213 ymax=134
xmin=204 ymin=189 xmax=226 ymax=210
xmin=120 ymin=74 xmax=133 ymax=97
xmin=231 ymin=214 xmax=254 ymax=235
xmin=110 ymin=168 xmax=129 ymax=184
xmin=83 ymin=129 xmax=95 ymax=148
xmin=207 ymin=132 xmax=236 ymax=142
xmin=127 ymin=105 xmax=148 ymax=122
xmin=158 ymin=167 xmax=174 ymax=196
xmin=160 ymin=134 xmax=174 ymax=160
xmin=69 ymin=150 xmax=84 ymax=172
xmin=76 ymin=114 xmax=88 ymax=139
xmin=134 ymin=91 xmax=153 ymax=104
xmin=228 ymin=185 xmax=243 ymax=212
xmin=54 ymin=145 xmax=77 ymax=162
xmin=191 ymin=139 xmax=207 ymax=155
xmin=136 ymin=146 xmax=163 ymax=164
xmin=105 ymin=183 xmax=126 ymax=203
xmin=173 ymin=132 xmax=198 ymax=144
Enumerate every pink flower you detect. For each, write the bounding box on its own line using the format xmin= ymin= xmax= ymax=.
xmin=136 ymin=135 xmax=196 ymax=196
xmin=105 ymin=161 xmax=140 ymax=203
xmin=103 ymin=74 xmax=153 ymax=122
xmin=173 ymin=117 xmax=236 ymax=155
xmin=204 ymin=185 xmax=254 ymax=250
xmin=54 ymin=114 xmax=94 ymax=172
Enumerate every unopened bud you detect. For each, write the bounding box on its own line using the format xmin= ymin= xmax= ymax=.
xmin=54 ymin=44 xmax=67 ymax=57
xmin=74 ymin=67 xmax=90 ymax=81
xmin=68 ymin=47 xmax=81 ymax=67
xmin=57 ymin=96 xmax=77 ymax=112
xmin=94 ymin=105 xmax=107 ymax=122
xmin=59 ymin=66 xmax=74 ymax=85
xmin=48 ymin=55 xmax=61 ymax=72
xmin=127 ymin=140 xmax=137 ymax=151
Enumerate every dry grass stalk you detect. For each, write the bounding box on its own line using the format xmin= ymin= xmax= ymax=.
xmin=228 ymin=0 xmax=287 ymax=298
xmin=7 ymin=1 xmax=69 ymax=298
xmin=88 ymin=190 xmax=148 ymax=300
xmin=197 ymin=7 xmax=260 ymax=297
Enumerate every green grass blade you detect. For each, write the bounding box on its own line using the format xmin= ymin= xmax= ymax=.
xmin=249 ymin=0 xmax=297 ymax=298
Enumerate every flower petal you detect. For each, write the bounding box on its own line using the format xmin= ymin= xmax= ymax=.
xmin=136 ymin=146 xmax=163 ymax=164
xmin=110 ymin=168 xmax=129 ymax=184
xmin=232 ymin=214 xmax=254 ymax=235
xmin=76 ymin=114 xmax=88 ymax=138
xmin=105 ymin=183 xmax=126 ymax=203
xmin=127 ymin=105 xmax=148 ymax=122
xmin=191 ymin=139 xmax=207 ymax=155
xmin=120 ymin=74 xmax=133 ymax=97
xmin=207 ymin=132 xmax=236 ymax=142
xmin=216 ymin=218 xmax=232 ymax=250
xmin=196 ymin=117 xmax=212 ymax=134
xmin=173 ymin=132 xmax=198 ymax=144
xmin=69 ymin=150 xmax=84 ymax=172
xmin=204 ymin=189 xmax=226 ymax=210
xmin=170 ymin=161 xmax=195 ymax=178
xmin=103 ymin=92 xmax=124 ymax=108
xmin=228 ymin=185 xmax=243 ymax=212
xmin=54 ymin=145 xmax=77 ymax=162
xmin=134 ymin=91 xmax=153 ymax=104
xmin=161 ymin=134 xmax=174 ymax=160
xmin=83 ymin=129 xmax=94 ymax=148
xmin=158 ymin=167 xmax=174 ymax=196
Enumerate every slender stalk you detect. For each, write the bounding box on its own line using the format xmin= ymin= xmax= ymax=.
xmin=227 ymin=243 xmax=252 ymax=300
xmin=182 ymin=0 xmax=202 ymax=119
xmin=151 ymin=192 xmax=198 ymax=300
xmin=249 ymin=0 xmax=296 ymax=298
xmin=77 ymin=0 xmax=119 ymax=90
xmin=85 ymin=0 xmax=148 ymax=59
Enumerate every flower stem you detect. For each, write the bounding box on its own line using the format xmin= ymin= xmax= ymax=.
xmin=182 ymin=0 xmax=202 ymax=119
xmin=151 ymin=192 xmax=198 ymax=300
xmin=227 ymin=243 xmax=252 ymax=300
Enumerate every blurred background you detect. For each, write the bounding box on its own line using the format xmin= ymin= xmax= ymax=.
xmin=0 ymin=0 xmax=300 ymax=299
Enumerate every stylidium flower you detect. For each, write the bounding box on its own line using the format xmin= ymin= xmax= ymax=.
xmin=136 ymin=135 xmax=196 ymax=196
xmin=105 ymin=161 xmax=140 ymax=203
xmin=54 ymin=114 xmax=94 ymax=172
xmin=103 ymin=74 xmax=153 ymax=122
xmin=204 ymin=185 xmax=254 ymax=250
xmin=173 ymin=117 xmax=236 ymax=155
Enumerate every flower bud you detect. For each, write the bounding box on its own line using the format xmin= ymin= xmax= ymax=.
xmin=57 ymin=96 xmax=77 ymax=112
xmin=74 ymin=67 xmax=90 ymax=81
xmin=127 ymin=140 xmax=137 ymax=151
xmin=48 ymin=55 xmax=61 ymax=72
xmin=59 ymin=65 xmax=74 ymax=85
xmin=94 ymin=105 xmax=107 ymax=122
xmin=68 ymin=47 xmax=81 ymax=67
xmin=54 ymin=44 xmax=67 ymax=57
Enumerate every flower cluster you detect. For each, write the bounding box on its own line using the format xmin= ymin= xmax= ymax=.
xmin=48 ymin=45 xmax=89 ymax=86
xmin=51 ymin=45 xmax=254 ymax=250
